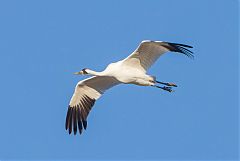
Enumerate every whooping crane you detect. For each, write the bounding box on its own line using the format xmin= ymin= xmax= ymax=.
xmin=65 ymin=40 xmax=193 ymax=135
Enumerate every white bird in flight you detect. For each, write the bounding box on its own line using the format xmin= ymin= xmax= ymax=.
xmin=65 ymin=40 xmax=193 ymax=135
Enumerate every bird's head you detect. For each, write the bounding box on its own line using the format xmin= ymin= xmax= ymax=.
xmin=74 ymin=68 xmax=90 ymax=75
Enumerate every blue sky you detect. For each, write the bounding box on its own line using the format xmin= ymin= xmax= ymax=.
xmin=0 ymin=0 xmax=238 ymax=160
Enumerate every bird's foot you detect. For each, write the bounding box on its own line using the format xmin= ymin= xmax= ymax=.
xmin=153 ymin=85 xmax=175 ymax=92
xmin=162 ymin=86 xmax=174 ymax=92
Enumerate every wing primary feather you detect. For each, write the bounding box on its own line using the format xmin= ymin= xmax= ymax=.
xmin=83 ymin=120 xmax=87 ymax=130
xmin=80 ymin=101 xmax=88 ymax=120
xmin=162 ymin=42 xmax=194 ymax=59
xmin=65 ymin=106 xmax=71 ymax=130
xmin=82 ymin=96 xmax=91 ymax=115
xmin=80 ymin=106 xmax=88 ymax=130
xmin=166 ymin=42 xmax=193 ymax=48
xmin=73 ymin=107 xmax=78 ymax=135
xmin=176 ymin=46 xmax=194 ymax=59
xmin=86 ymin=95 xmax=96 ymax=107
xmin=68 ymin=107 xmax=73 ymax=134
xmin=178 ymin=46 xmax=193 ymax=54
xmin=77 ymin=107 xmax=83 ymax=134
xmin=79 ymin=103 xmax=87 ymax=130
xmin=177 ymin=45 xmax=193 ymax=53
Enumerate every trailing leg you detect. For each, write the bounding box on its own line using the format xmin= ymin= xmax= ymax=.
xmin=156 ymin=80 xmax=178 ymax=87
xmin=152 ymin=85 xmax=174 ymax=92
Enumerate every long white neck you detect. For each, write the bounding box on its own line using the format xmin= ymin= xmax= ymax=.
xmin=87 ymin=69 xmax=105 ymax=76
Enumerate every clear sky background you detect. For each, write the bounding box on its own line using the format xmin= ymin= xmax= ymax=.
xmin=0 ymin=0 xmax=238 ymax=160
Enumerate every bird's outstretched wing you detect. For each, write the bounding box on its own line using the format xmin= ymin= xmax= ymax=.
xmin=122 ymin=40 xmax=193 ymax=72
xmin=66 ymin=76 xmax=120 ymax=135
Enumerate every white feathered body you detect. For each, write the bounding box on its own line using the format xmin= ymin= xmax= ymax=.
xmin=102 ymin=61 xmax=155 ymax=86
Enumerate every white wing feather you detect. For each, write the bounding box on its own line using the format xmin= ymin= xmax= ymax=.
xmin=122 ymin=40 xmax=193 ymax=72
xmin=66 ymin=76 xmax=120 ymax=134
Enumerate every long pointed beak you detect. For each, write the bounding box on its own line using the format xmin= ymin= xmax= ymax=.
xmin=74 ymin=71 xmax=84 ymax=75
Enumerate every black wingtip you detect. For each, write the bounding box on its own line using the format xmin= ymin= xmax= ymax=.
xmin=73 ymin=107 xmax=78 ymax=135
xmin=169 ymin=42 xmax=193 ymax=48
xmin=163 ymin=42 xmax=194 ymax=59
xmin=65 ymin=94 xmax=96 ymax=135
xmin=65 ymin=106 xmax=73 ymax=134
xmin=77 ymin=107 xmax=83 ymax=135
xmin=69 ymin=107 xmax=73 ymax=134
xmin=83 ymin=120 xmax=87 ymax=130
xmin=65 ymin=106 xmax=71 ymax=130
xmin=66 ymin=105 xmax=88 ymax=135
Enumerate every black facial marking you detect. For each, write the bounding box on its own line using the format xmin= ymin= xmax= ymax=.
xmin=82 ymin=68 xmax=88 ymax=74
